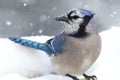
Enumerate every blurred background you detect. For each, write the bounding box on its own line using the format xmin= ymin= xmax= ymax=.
xmin=0 ymin=0 xmax=120 ymax=37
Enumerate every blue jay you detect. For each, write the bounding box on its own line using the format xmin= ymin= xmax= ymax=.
xmin=9 ymin=9 xmax=101 ymax=80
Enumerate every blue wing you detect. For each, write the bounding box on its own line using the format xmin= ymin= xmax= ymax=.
xmin=9 ymin=34 xmax=66 ymax=56
xmin=48 ymin=34 xmax=66 ymax=55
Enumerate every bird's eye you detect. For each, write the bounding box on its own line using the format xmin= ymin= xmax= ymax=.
xmin=72 ymin=15 xmax=80 ymax=19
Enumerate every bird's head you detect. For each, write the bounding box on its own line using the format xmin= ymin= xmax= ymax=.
xmin=55 ymin=9 xmax=95 ymax=35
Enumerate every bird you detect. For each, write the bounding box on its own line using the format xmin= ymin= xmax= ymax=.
xmin=9 ymin=9 xmax=101 ymax=80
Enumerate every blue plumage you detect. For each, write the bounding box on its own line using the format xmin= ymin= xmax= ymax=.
xmin=79 ymin=9 xmax=94 ymax=17
xmin=9 ymin=34 xmax=66 ymax=56
xmin=49 ymin=34 xmax=66 ymax=55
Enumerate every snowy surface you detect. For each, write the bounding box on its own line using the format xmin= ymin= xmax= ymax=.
xmin=0 ymin=26 xmax=120 ymax=80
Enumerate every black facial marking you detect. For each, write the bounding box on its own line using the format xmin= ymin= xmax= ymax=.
xmin=67 ymin=10 xmax=75 ymax=21
xmin=71 ymin=15 xmax=80 ymax=19
xmin=68 ymin=14 xmax=93 ymax=38
xmin=69 ymin=32 xmax=89 ymax=38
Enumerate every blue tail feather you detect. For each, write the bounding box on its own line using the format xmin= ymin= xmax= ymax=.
xmin=9 ymin=38 xmax=54 ymax=55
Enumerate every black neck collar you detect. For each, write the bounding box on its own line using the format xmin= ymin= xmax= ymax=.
xmin=68 ymin=20 xmax=89 ymax=38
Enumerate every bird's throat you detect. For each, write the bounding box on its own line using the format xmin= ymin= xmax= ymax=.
xmin=68 ymin=23 xmax=88 ymax=38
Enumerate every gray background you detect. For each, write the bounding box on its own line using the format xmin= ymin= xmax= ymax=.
xmin=0 ymin=0 xmax=120 ymax=37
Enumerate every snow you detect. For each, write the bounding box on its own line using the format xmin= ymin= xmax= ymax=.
xmin=110 ymin=11 xmax=117 ymax=18
xmin=40 ymin=15 xmax=48 ymax=22
xmin=6 ymin=21 xmax=12 ymax=26
xmin=38 ymin=30 xmax=43 ymax=34
xmin=0 ymin=74 xmax=72 ymax=80
xmin=113 ymin=11 xmax=117 ymax=15
xmin=20 ymin=0 xmax=35 ymax=6
xmin=52 ymin=7 xmax=57 ymax=11
xmin=0 ymin=26 xmax=120 ymax=80
xmin=30 ymin=23 xmax=33 ymax=26
xmin=23 ymin=3 xmax=27 ymax=7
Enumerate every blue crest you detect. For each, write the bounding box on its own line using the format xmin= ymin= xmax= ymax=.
xmin=68 ymin=9 xmax=95 ymax=17
xmin=78 ymin=9 xmax=95 ymax=17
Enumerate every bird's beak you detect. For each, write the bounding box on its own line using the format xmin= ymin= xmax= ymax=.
xmin=54 ymin=15 xmax=69 ymax=23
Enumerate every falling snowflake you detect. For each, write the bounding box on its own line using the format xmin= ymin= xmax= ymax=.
xmin=38 ymin=29 xmax=43 ymax=34
xmin=110 ymin=11 xmax=117 ymax=18
xmin=110 ymin=14 xmax=114 ymax=17
xmin=113 ymin=11 xmax=116 ymax=15
xmin=6 ymin=20 xmax=12 ymax=26
xmin=84 ymin=5 xmax=89 ymax=9
xmin=32 ymin=32 xmax=35 ymax=35
xmin=40 ymin=15 xmax=48 ymax=22
xmin=30 ymin=23 xmax=33 ymax=26
xmin=52 ymin=7 xmax=57 ymax=11
xmin=23 ymin=3 xmax=27 ymax=6
xmin=19 ymin=0 xmax=35 ymax=6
